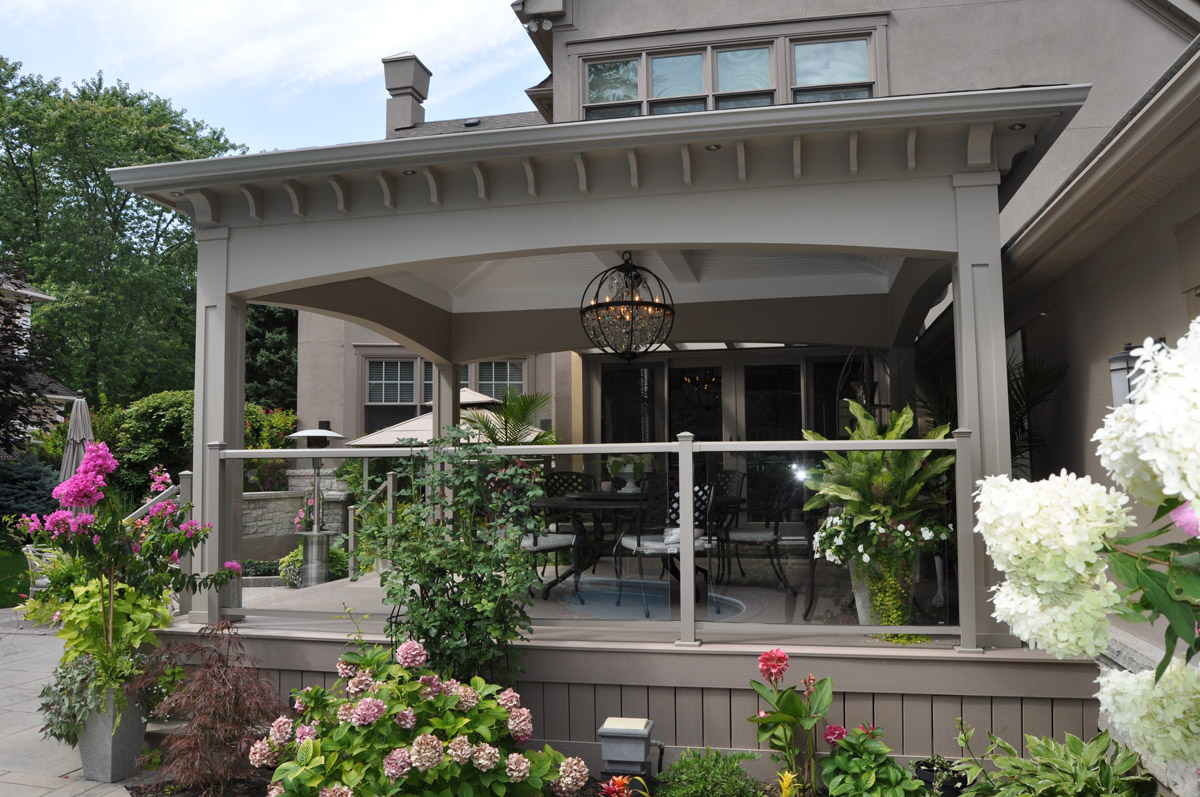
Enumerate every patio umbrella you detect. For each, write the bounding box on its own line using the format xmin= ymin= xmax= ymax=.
xmin=59 ymin=392 xmax=93 ymax=482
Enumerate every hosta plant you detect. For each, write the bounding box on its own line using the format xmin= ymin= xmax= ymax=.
xmin=261 ymin=640 xmax=588 ymax=796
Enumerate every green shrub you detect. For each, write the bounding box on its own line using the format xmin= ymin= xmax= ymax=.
xmin=657 ymin=748 xmax=764 ymax=797
xmin=278 ymin=543 xmax=348 ymax=587
xmin=0 ymin=550 xmax=30 ymax=609
xmin=111 ymin=390 xmax=195 ymax=498
xmin=242 ymin=559 xmax=281 ymax=577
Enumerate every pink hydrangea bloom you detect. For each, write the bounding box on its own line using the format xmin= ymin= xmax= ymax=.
xmin=294 ymin=696 xmax=308 ymax=713
xmin=383 ymin=747 xmax=412 ymax=782
xmin=508 ymin=707 xmax=533 ymax=743
xmin=550 ymin=756 xmax=589 ymax=796
xmin=451 ymin=682 xmax=480 ymax=710
xmin=758 ymin=648 xmax=789 ymax=684
xmin=346 ymin=671 xmax=378 ymax=697
xmin=319 ymin=785 xmax=352 ymax=797
xmin=447 ymin=734 xmax=473 ymax=764
xmin=269 ymin=716 xmax=293 ymax=746
xmin=1171 ymin=501 xmax=1200 ymax=538
xmin=506 ymin=752 xmax=531 ymax=782
xmin=248 ymin=738 xmax=277 ymax=768
xmin=472 ymin=743 xmax=500 ymax=771
xmin=496 ymin=688 xmax=521 ymax=711
xmin=350 ymin=697 xmax=385 ymax=726
xmin=295 ymin=724 xmax=317 ymax=742
xmin=395 ymin=707 xmax=416 ymax=730
xmin=336 ymin=703 xmax=355 ymax=723
xmin=336 ymin=659 xmax=358 ymax=679
xmin=396 ymin=639 xmax=428 ymax=669
xmin=418 ymin=675 xmax=441 ymax=699
xmin=267 ymin=782 xmax=284 ymax=797
xmin=411 ymin=734 xmax=444 ymax=771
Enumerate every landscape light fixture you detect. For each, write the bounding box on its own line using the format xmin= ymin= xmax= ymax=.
xmin=1108 ymin=343 xmax=1136 ymax=406
xmin=580 ymin=250 xmax=675 ymax=362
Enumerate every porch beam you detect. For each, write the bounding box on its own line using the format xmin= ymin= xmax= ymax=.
xmin=658 ymin=250 xmax=698 ymax=284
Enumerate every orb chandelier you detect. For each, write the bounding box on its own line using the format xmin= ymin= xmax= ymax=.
xmin=580 ymin=251 xmax=675 ymax=362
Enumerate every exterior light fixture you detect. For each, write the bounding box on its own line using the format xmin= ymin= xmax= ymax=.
xmin=1108 ymin=343 xmax=1137 ymax=406
xmin=1008 ymin=122 xmax=1027 ymax=131
xmin=597 ymin=717 xmax=658 ymax=779
xmin=704 ymin=144 xmax=721 ymax=151
xmin=580 ymin=250 xmax=675 ymax=362
xmin=402 ymin=169 xmax=417 ymax=176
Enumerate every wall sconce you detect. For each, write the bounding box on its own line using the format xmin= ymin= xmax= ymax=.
xmin=526 ymin=16 xmax=552 ymax=31
xmin=1108 ymin=343 xmax=1136 ymax=406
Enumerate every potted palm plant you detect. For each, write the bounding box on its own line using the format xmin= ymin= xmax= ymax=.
xmin=803 ymin=401 xmax=954 ymax=632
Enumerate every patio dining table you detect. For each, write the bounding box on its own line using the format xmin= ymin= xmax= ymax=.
xmin=531 ymin=491 xmax=642 ymax=601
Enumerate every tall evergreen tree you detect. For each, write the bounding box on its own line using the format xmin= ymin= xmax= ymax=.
xmin=245 ymin=305 xmax=297 ymax=411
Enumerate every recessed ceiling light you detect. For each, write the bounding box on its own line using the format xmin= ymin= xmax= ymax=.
xmin=402 ymin=169 xmax=417 ymax=176
xmin=704 ymin=144 xmax=721 ymax=151
xmin=1008 ymin=122 xmax=1027 ymax=131
xmin=169 ymin=191 xmax=184 ymax=198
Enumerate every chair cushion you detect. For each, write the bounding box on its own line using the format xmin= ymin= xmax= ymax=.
xmin=618 ymin=535 xmax=709 ymax=556
xmin=726 ymin=529 xmax=775 ymax=544
xmin=521 ymin=532 xmax=575 ymax=552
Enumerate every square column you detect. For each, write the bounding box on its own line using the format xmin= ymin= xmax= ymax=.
xmin=433 ymin=361 xmax=461 ymax=437
xmin=193 ymin=227 xmax=246 ymax=623
xmin=951 ymin=171 xmax=1013 ymax=647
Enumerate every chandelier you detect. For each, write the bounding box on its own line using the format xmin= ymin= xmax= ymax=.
xmin=580 ymin=251 xmax=675 ymax=362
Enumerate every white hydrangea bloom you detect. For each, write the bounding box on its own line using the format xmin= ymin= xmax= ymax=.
xmin=1123 ymin=321 xmax=1200 ymax=506
xmin=1093 ymin=403 xmax=1165 ymax=507
xmin=975 ymin=472 xmax=1131 ymax=594
xmin=991 ymin=577 xmax=1119 ymax=658
xmin=1097 ymin=663 xmax=1200 ymax=767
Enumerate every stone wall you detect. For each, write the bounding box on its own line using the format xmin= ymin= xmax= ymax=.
xmin=241 ymin=470 xmax=350 ymax=561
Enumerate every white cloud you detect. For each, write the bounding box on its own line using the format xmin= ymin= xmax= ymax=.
xmin=1 ymin=0 xmax=536 ymax=99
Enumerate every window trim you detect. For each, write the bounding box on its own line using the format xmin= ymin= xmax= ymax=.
xmin=789 ymin=35 xmax=875 ymax=102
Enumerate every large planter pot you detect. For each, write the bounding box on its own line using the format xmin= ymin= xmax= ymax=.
xmin=848 ymin=551 xmax=916 ymax=626
xmin=913 ymin=760 xmax=968 ymax=796
xmin=78 ymin=691 xmax=147 ymax=783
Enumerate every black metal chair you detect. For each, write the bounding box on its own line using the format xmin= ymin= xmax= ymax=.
xmin=705 ymin=469 xmax=745 ymax=584
xmin=614 ymin=473 xmax=718 ymax=618
xmin=725 ymin=481 xmax=818 ymax=619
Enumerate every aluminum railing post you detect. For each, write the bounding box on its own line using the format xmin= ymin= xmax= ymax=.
xmin=177 ymin=471 xmax=194 ymax=616
xmin=953 ymin=429 xmax=982 ymax=653
xmin=676 ymin=432 xmax=699 ymax=647
xmin=202 ymin=442 xmax=227 ymax=625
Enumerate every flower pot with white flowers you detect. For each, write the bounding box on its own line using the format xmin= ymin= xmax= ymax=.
xmin=802 ymin=401 xmax=954 ymax=637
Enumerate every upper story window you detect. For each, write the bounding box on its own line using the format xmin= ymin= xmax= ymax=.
xmin=792 ymin=39 xmax=871 ymax=103
xmin=581 ymin=26 xmax=879 ymax=120
xmin=478 ymin=361 xmax=525 ymax=399
xmin=365 ymin=359 xmax=417 ymax=432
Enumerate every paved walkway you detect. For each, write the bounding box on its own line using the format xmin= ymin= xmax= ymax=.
xmin=0 ymin=609 xmax=152 ymax=797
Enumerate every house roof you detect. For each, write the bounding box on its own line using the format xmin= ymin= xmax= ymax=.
xmin=389 ymin=111 xmax=546 ymax=140
xmin=0 ymin=273 xmax=54 ymax=303
xmin=1003 ymin=36 xmax=1200 ymax=313
xmin=24 ymin=373 xmax=75 ymax=402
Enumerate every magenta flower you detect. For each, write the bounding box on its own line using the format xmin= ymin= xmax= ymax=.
xmin=149 ymin=466 xmax=173 ymax=494
xmin=170 ymin=550 xmax=180 ymax=565
xmin=824 ymin=724 xmax=847 ymax=744
xmin=180 ymin=519 xmax=199 ymax=538
xmin=758 ymin=648 xmax=789 ymax=684
xmin=223 ymin=560 xmax=242 ymax=573
xmin=92 ymin=534 xmax=100 ymax=545
xmin=1171 ymin=501 xmax=1199 ymax=538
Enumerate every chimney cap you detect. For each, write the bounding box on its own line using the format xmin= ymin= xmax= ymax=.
xmin=382 ymin=52 xmax=433 ymax=102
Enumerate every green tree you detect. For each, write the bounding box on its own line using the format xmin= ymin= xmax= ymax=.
xmin=245 ymin=305 xmax=297 ymax=411
xmin=0 ymin=56 xmax=243 ymax=405
xmin=0 ymin=264 xmax=51 ymax=456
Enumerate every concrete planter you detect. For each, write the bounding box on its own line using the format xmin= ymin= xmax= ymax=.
xmin=848 ymin=553 xmax=915 ymax=626
xmin=78 ymin=691 xmax=146 ymax=782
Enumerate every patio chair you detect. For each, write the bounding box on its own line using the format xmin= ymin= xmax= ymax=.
xmin=724 ymin=481 xmax=818 ymax=619
xmin=22 ymin=545 xmax=58 ymax=599
xmin=529 ymin=470 xmax=596 ymax=581
xmin=614 ymin=473 xmax=717 ymax=618
xmin=705 ymin=469 xmax=746 ymax=584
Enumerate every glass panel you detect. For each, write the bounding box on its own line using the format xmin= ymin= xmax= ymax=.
xmin=669 ymin=367 xmax=722 ymax=442
xmin=368 ymin=384 xmax=383 ymax=403
xmin=585 ymin=104 xmax=641 ymax=120
xmin=717 ymin=47 xmax=770 ymax=92
xmin=793 ymin=39 xmax=869 ymax=86
xmin=651 ymin=53 xmax=703 ymax=98
xmin=588 ymin=59 xmax=639 ymax=103
xmin=793 ymin=85 xmax=872 ymax=104
xmin=715 ymin=92 xmax=773 ymax=110
xmin=601 ymin=364 xmax=657 ymax=443
xmin=395 ymin=361 xmax=414 ymax=403
xmin=649 ymin=98 xmax=707 ymax=115
xmin=742 ymin=364 xmax=807 ymax=521
xmin=809 ymin=360 xmax=865 ymax=440
xmin=363 ymin=404 xmax=418 ymax=434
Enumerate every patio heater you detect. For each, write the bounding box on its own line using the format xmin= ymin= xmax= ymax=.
xmin=580 ymin=251 xmax=675 ymax=362
xmin=286 ymin=422 xmax=344 ymax=587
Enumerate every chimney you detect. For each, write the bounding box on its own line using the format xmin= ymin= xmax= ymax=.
xmin=383 ymin=52 xmax=432 ymax=136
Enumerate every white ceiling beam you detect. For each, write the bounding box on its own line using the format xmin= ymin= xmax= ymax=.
xmin=658 ymin=250 xmax=698 ymax=284
xmin=452 ymin=259 xmax=509 ymax=294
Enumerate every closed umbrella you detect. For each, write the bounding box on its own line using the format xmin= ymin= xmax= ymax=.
xmin=59 ymin=392 xmax=93 ymax=482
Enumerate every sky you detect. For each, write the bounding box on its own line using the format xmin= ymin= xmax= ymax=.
xmin=0 ymin=0 xmax=550 ymax=153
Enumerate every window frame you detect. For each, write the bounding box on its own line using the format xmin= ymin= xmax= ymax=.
xmin=789 ymin=35 xmax=875 ymax=104
xmin=574 ymin=15 xmax=887 ymax=121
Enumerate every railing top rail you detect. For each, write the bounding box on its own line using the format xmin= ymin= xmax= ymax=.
xmin=124 ymin=483 xmax=180 ymax=522
xmin=217 ymin=431 xmax=970 ymax=461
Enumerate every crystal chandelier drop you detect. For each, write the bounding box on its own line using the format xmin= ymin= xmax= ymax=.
xmin=580 ymin=251 xmax=675 ymax=362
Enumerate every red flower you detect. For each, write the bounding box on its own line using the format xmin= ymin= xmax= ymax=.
xmin=758 ymin=648 xmax=789 ymax=684
xmin=824 ymin=724 xmax=847 ymax=745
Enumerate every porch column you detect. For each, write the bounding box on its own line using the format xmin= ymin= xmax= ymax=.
xmin=951 ymin=171 xmax=1012 ymax=647
xmin=432 ymin=361 xmax=461 ymax=437
xmin=193 ymin=227 xmax=246 ymax=623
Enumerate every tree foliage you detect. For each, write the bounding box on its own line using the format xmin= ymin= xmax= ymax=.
xmin=0 ymin=56 xmax=243 ymax=405
xmin=246 ymin=305 xmax=298 ymax=412
xmin=0 ymin=263 xmax=51 ymax=456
